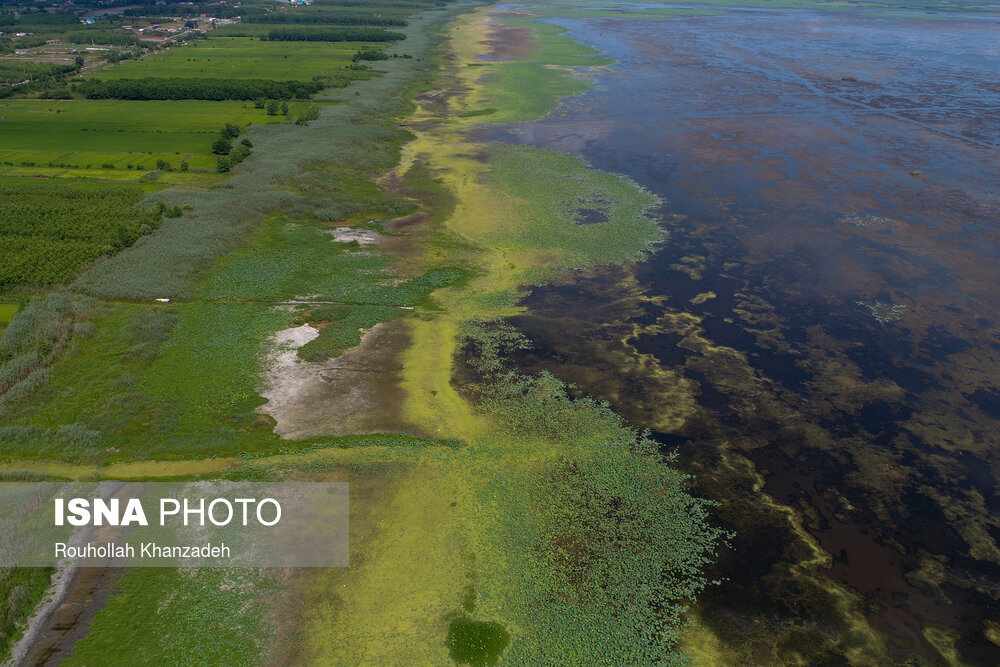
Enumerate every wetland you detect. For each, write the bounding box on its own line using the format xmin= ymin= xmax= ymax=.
xmin=471 ymin=3 xmax=1000 ymax=663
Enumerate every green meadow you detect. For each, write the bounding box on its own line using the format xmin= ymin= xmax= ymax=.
xmin=87 ymin=37 xmax=367 ymax=81
xmin=0 ymin=99 xmax=306 ymax=177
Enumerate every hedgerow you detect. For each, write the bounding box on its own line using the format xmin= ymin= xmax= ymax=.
xmin=243 ymin=12 xmax=407 ymax=26
xmin=263 ymin=27 xmax=405 ymax=42
xmin=75 ymin=77 xmax=323 ymax=101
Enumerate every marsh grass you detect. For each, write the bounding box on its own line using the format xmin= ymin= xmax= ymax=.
xmin=485 ymin=143 xmax=662 ymax=270
xmin=63 ymin=568 xmax=278 ymax=666
xmin=0 ymin=567 xmax=53 ymax=661
xmin=461 ymin=323 xmax=727 ymax=663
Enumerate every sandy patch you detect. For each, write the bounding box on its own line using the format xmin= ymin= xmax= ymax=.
xmin=328 ymin=227 xmax=381 ymax=245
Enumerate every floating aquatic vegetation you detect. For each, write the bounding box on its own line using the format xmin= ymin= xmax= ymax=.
xmin=854 ymin=299 xmax=907 ymax=324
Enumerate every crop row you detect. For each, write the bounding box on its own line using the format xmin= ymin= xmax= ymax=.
xmin=0 ymin=180 xmax=174 ymax=289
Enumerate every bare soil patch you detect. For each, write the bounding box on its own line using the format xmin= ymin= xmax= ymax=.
xmin=258 ymin=320 xmax=420 ymax=439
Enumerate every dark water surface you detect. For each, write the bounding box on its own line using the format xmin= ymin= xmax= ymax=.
xmin=479 ymin=6 xmax=1000 ymax=663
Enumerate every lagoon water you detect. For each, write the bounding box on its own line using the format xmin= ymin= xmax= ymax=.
xmin=481 ymin=6 xmax=1000 ymax=662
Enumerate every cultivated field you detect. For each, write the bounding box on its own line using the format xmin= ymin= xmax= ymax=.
xmin=87 ymin=37 xmax=366 ymax=81
xmin=0 ymin=98 xmax=308 ymax=178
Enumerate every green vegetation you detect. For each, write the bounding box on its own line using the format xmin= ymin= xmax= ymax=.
xmin=485 ymin=144 xmax=661 ymax=270
xmin=0 ymin=180 xmax=172 ymax=289
xmin=461 ymin=21 xmax=612 ymax=123
xmin=446 ymin=616 xmax=510 ymax=666
xmin=0 ymin=567 xmax=53 ymax=661
xmin=76 ymin=77 xmax=324 ymax=101
xmin=0 ymin=299 xmax=286 ymax=461
xmin=86 ymin=38 xmax=370 ymax=82
xmin=460 ymin=324 xmax=725 ymax=662
xmin=64 ymin=568 xmax=278 ymax=665
xmin=0 ymin=293 xmax=93 ymax=423
xmin=0 ymin=61 xmax=77 ymax=86
xmin=0 ymin=16 xmax=462 ymax=461
xmin=242 ymin=9 xmax=408 ymax=26
xmin=263 ymin=27 xmax=405 ymax=42
xmin=0 ymin=99 xmax=294 ymax=178
xmin=0 ymin=303 xmax=18 ymax=332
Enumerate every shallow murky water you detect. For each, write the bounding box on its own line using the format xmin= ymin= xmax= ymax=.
xmin=477 ymin=6 xmax=1000 ymax=663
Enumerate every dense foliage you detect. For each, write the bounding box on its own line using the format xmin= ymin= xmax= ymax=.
xmin=0 ymin=180 xmax=170 ymax=290
xmin=123 ymin=3 xmax=243 ymax=18
xmin=353 ymin=46 xmax=389 ymax=61
xmin=0 ymin=61 xmax=76 ymax=86
xmin=264 ymin=26 xmax=405 ymax=42
xmin=75 ymin=77 xmax=323 ymax=100
xmin=244 ymin=11 xmax=407 ymax=26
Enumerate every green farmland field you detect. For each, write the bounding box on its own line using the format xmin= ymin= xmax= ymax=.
xmin=0 ymin=99 xmax=307 ymax=177
xmin=87 ymin=37 xmax=370 ymax=81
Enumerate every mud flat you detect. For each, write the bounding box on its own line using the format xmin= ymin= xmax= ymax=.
xmin=258 ymin=320 xmax=417 ymax=438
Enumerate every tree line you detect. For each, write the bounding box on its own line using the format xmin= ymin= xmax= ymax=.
xmin=74 ymin=77 xmax=323 ymax=101
xmin=243 ymin=12 xmax=407 ymax=27
xmin=263 ymin=27 xmax=405 ymax=42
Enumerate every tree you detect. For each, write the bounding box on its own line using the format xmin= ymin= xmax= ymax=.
xmin=212 ymin=137 xmax=232 ymax=155
xmin=222 ymin=122 xmax=240 ymax=139
xmin=280 ymin=102 xmax=289 ymax=116
xmin=266 ymin=100 xmax=279 ymax=115
xmin=74 ymin=56 xmax=85 ymax=69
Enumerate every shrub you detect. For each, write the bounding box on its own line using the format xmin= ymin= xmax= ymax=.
xmin=212 ymin=138 xmax=233 ymax=155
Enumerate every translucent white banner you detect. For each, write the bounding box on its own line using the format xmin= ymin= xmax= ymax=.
xmin=0 ymin=482 xmax=348 ymax=567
